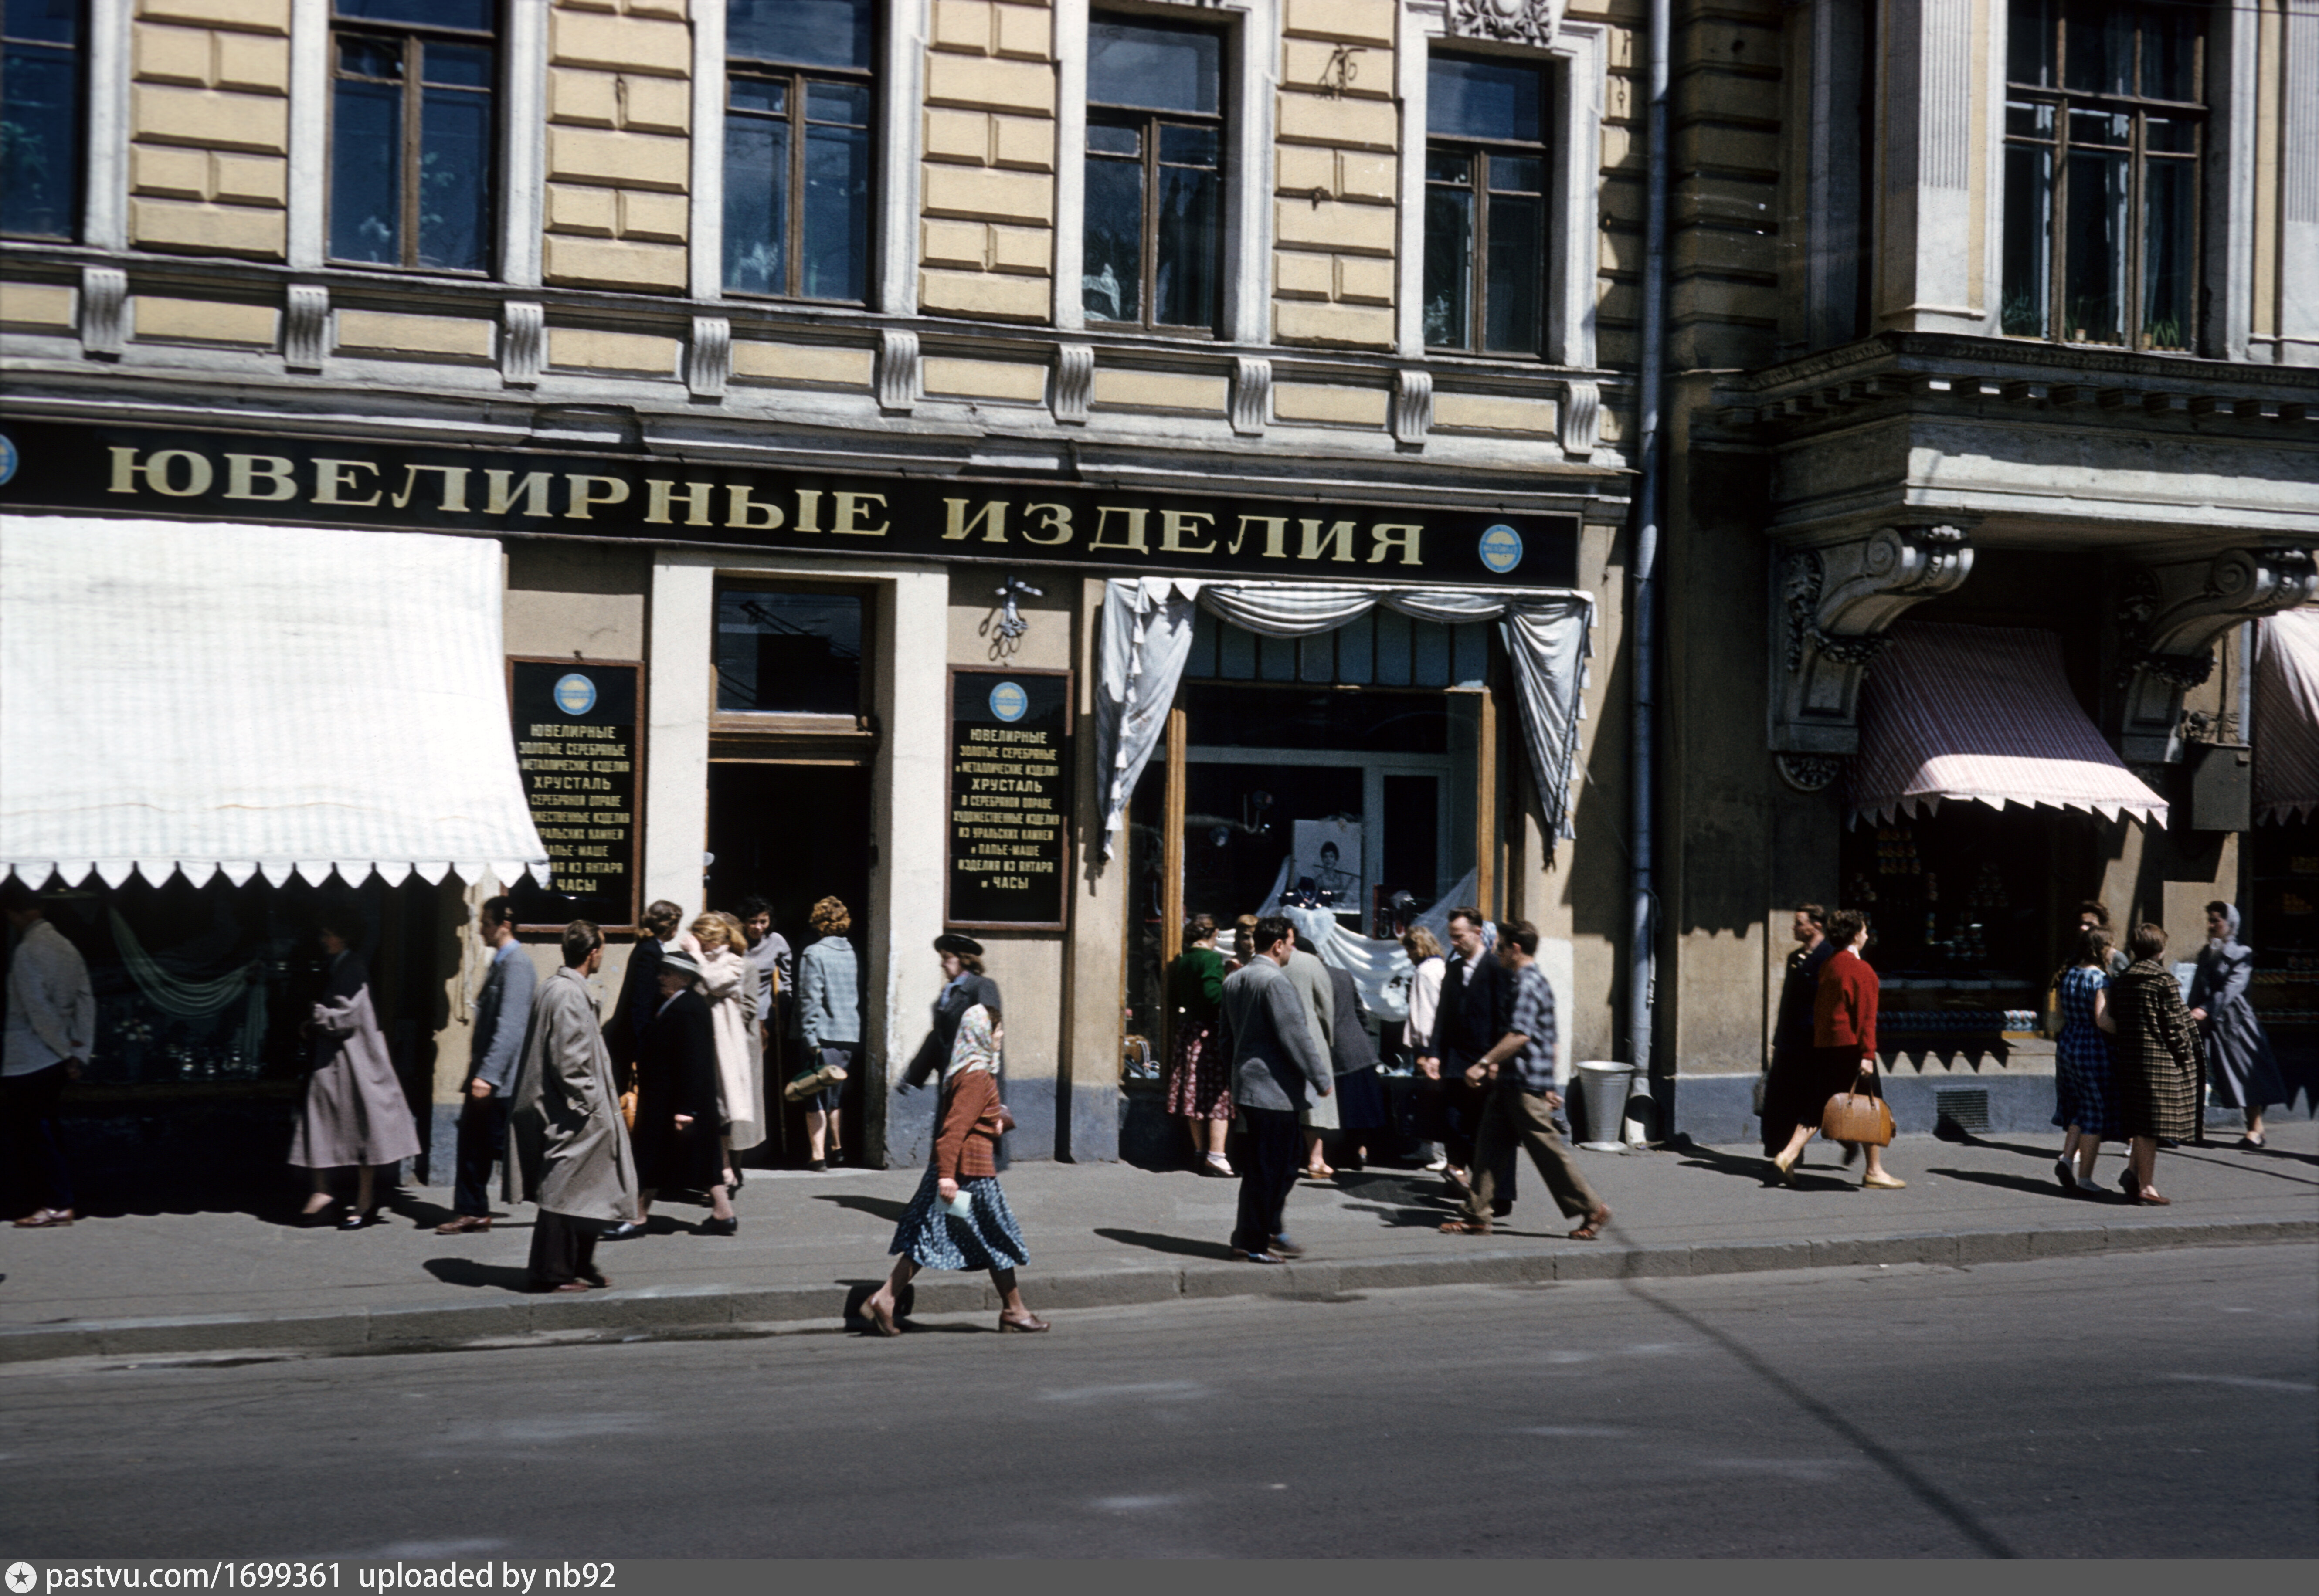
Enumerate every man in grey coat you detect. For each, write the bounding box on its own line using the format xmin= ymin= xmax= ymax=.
xmin=1216 ymin=915 xmax=1333 ymax=1263
xmin=507 ymin=921 xmax=638 ymax=1293
xmin=1283 ymin=925 xmax=1338 ymax=1166
xmin=441 ymin=895 xmax=536 ymax=1234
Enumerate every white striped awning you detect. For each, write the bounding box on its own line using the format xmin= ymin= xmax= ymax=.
xmin=2255 ymin=607 xmax=2319 ymax=823
xmin=0 ymin=515 xmax=549 ymax=890
xmin=1847 ymin=620 xmax=2167 ymax=827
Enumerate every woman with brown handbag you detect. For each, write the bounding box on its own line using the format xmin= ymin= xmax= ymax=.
xmin=1769 ymin=908 xmax=1905 ymax=1190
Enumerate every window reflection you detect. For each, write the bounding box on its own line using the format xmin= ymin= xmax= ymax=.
xmin=725 ymin=0 xmax=874 ymax=303
xmin=715 ymin=588 xmax=866 ymax=717
xmin=1 ymin=0 xmax=85 ymax=241
xmin=1424 ymin=55 xmax=1549 ymax=356
xmin=1083 ymin=16 xmax=1223 ymax=332
xmin=328 ymin=1 xmax=496 ymax=272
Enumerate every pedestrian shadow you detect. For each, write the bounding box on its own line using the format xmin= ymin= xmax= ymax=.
xmin=422 ymin=1257 xmax=533 ymax=1294
xmin=1927 ymin=1166 xmax=2104 ymax=1201
xmin=811 ymin=1193 xmax=912 ymax=1223
xmin=390 ymin=1192 xmax=468 ymax=1231
xmin=2151 ymin=1147 xmax=2319 ymax=1186
xmin=1671 ymin=1142 xmax=1783 ymax=1186
xmin=1341 ymin=1200 xmax=1461 ymax=1229
xmin=1328 ymin=1172 xmax=1438 ymax=1206
xmin=1091 ymin=1226 xmax=1239 ymax=1261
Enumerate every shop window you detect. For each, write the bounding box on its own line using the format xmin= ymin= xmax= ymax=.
xmin=1183 ymin=609 xmax=1491 ymax=691
xmin=2001 ymin=0 xmax=2204 ymax=351
xmin=1082 ymin=14 xmax=1224 ymax=332
xmin=713 ymin=584 xmax=866 ymax=717
xmin=2245 ymin=821 xmax=2319 ymax=1101
xmin=1424 ymin=53 xmax=1549 ymax=356
xmin=0 ymin=0 xmax=82 ymax=241
xmin=724 ymin=0 xmax=875 ymax=304
xmin=328 ymin=0 xmax=497 ymax=273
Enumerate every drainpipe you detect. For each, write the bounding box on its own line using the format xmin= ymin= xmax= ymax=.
xmin=1628 ymin=0 xmax=1671 ymax=1134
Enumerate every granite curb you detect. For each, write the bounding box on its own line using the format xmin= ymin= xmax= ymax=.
xmin=3 ymin=1213 xmax=2309 ymax=1367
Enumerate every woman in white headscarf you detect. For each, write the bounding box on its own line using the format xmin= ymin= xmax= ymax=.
xmin=858 ymin=1002 xmax=1047 ymax=1336
xmin=2187 ymin=902 xmax=2289 ymax=1149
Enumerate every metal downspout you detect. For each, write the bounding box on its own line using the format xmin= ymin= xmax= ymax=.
xmin=1629 ymin=0 xmax=1671 ymax=1132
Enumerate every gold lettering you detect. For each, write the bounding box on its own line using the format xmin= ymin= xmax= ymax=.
xmin=831 ymin=491 xmax=888 ymax=536
xmin=1159 ymin=509 xmax=1215 ymax=554
xmin=1021 ymin=503 xmax=1075 ymax=546
xmin=1232 ymin=515 xmax=1289 ymax=558
xmin=1090 ymin=505 xmax=1151 ymax=555
xmin=646 ymin=479 xmax=716 ymax=527
xmin=563 ymin=474 xmax=629 ymax=521
xmin=1297 ymin=518 xmax=1358 ymax=562
xmin=311 ymin=457 xmax=380 ymax=507
xmin=1368 ymin=523 xmax=1424 ymax=565
xmin=485 ymin=470 xmax=556 ymax=518
xmin=795 ymin=488 xmax=825 ymax=533
xmin=943 ymin=498 xmax=1010 ymax=543
xmin=724 ymin=485 xmax=786 ymax=530
xmin=389 ymin=464 xmax=473 ymax=512
xmin=223 ymin=454 xmax=296 ymax=502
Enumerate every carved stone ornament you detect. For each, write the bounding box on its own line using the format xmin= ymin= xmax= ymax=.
xmin=1776 ymin=754 xmax=1845 ymax=793
xmin=1768 ymin=521 xmax=1976 ymax=756
xmin=1446 ymin=0 xmax=1564 ymax=49
xmin=2115 ymin=545 xmax=2319 ymax=763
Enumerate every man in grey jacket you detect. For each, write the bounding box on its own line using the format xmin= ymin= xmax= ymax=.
xmin=1216 ymin=915 xmax=1333 ymax=1263
xmin=440 ymin=895 xmax=536 ymax=1234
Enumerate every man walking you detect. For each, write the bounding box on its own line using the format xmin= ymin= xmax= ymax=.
xmin=438 ymin=895 xmax=535 ymax=1235
xmin=1437 ymin=921 xmax=1610 ymax=1240
xmin=507 ymin=920 xmax=638 ymax=1293
xmin=1215 ymin=915 xmax=1332 ymax=1263
xmin=1417 ymin=907 xmax=1514 ymax=1207
xmin=1282 ymin=925 xmax=1338 ymax=1176
xmin=3 ymin=879 xmax=93 ymax=1228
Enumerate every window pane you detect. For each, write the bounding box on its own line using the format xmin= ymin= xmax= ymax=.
xmin=1425 ymin=149 xmax=1471 ymax=185
xmin=1484 ymin=192 xmax=1542 ymax=353
xmin=730 ymin=75 xmax=786 ymax=116
xmin=1428 ymin=56 xmax=1541 ymax=142
xmin=1158 ymin=122 xmax=1217 ymax=166
xmin=417 ymin=83 xmax=490 ymax=270
xmin=4 ymin=0 xmax=81 ymax=44
xmin=801 ymin=121 xmax=869 ymax=301
xmin=329 ymin=76 xmax=402 ymax=262
xmin=421 ymin=40 xmax=491 ymax=88
xmin=2000 ymin=142 xmax=2052 ymax=335
xmin=1489 ymin=152 xmax=1542 ymax=193
xmin=2005 ymin=98 xmax=2054 ymax=138
xmin=339 ymin=34 xmax=402 ymax=78
xmin=2141 ymin=156 xmax=2193 ymax=349
xmin=1423 ymin=181 xmax=1473 ymax=347
xmin=1087 ymin=122 xmax=1138 ymax=156
xmin=2144 ymin=113 xmax=2195 ymax=154
xmin=2062 ymin=145 xmax=2128 ymax=343
xmin=716 ymin=589 xmax=864 ymax=716
xmin=2069 ymin=107 xmax=2129 ymax=148
xmin=2006 ymin=0 xmax=2055 ymax=86
xmin=1082 ymin=152 xmax=1143 ymax=322
xmin=1087 ymin=19 xmax=1219 ymax=114
xmin=334 ymin=0 xmax=492 ymax=31
xmin=723 ymin=112 xmax=787 ymax=295
xmin=1154 ymin=162 xmax=1219 ymax=327
xmin=0 ymin=40 xmax=81 ymax=238
xmin=2142 ymin=4 xmax=2200 ymax=102
xmin=2062 ymin=0 xmax=2132 ymax=96
xmin=728 ymin=0 xmax=873 ymax=71
xmin=806 ymin=79 xmax=870 ymax=125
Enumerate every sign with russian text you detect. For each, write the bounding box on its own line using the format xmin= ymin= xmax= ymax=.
xmin=947 ymin=669 xmax=1072 ymax=930
xmin=508 ymin=657 xmax=642 ymax=931
xmin=0 ymin=420 xmax=1580 ymax=586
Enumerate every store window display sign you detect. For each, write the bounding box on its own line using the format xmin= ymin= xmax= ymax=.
xmin=0 ymin=420 xmax=1578 ymax=588
xmin=507 ymin=657 xmax=642 ymax=932
xmin=947 ymin=668 xmax=1073 ymax=931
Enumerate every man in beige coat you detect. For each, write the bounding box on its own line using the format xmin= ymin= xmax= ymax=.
xmin=508 ymin=921 xmax=638 ymax=1294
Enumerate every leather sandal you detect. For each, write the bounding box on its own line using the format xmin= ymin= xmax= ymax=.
xmin=998 ymin=1312 xmax=1050 ymax=1333
xmin=1439 ymin=1218 xmax=1492 ymax=1235
xmin=1567 ymin=1203 xmax=1611 ymax=1240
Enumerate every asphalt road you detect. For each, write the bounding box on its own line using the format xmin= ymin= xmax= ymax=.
xmin=2 ymin=1246 xmax=2312 ymax=1559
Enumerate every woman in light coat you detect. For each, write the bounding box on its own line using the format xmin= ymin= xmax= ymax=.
xmin=1402 ymin=925 xmax=1449 ymax=1172
xmin=2187 ymin=902 xmax=2289 ymax=1149
xmin=292 ymin=912 xmax=422 ymax=1229
xmin=686 ymin=913 xmax=763 ymax=1184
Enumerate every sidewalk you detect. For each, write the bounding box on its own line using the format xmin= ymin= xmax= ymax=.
xmin=3 ymin=1124 xmax=2312 ymax=1364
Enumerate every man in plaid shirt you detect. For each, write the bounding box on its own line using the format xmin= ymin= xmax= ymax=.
xmin=1437 ymin=920 xmax=1612 ymax=1240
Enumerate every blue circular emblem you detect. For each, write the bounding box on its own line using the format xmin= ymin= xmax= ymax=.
xmin=1478 ymin=524 xmax=1524 ymax=574
xmin=0 ymin=432 xmax=17 ymax=487
xmin=553 ymin=673 xmax=597 ymax=716
xmin=989 ymin=681 xmax=1029 ymax=723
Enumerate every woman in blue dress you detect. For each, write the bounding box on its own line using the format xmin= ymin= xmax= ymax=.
xmin=2052 ymin=925 xmax=2120 ymax=1193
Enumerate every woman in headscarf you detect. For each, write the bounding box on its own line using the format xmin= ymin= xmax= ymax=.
xmin=688 ymin=912 xmax=764 ymax=1186
xmin=859 ymin=1002 xmax=1046 ymax=1336
xmin=291 ymin=910 xmax=423 ymax=1229
xmin=2108 ymin=922 xmax=2202 ymax=1204
xmin=2187 ymin=902 xmax=2288 ymax=1149
xmin=2051 ymin=925 xmax=2121 ymax=1192
xmin=1163 ymin=914 xmax=1232 ymax=1176
xmin=620 ymin=949 xmax=736 ymax=1237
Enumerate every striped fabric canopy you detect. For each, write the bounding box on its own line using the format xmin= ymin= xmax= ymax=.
xmin=1847 ymin=620 xmax=2167 ymax=827
xmin=2254 ymin=608 xmax=2319 ymax=823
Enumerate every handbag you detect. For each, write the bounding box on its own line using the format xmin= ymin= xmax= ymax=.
xmin=618 ymin=1088 xmax=637 ymax=1130
xmin=1820 ymin=1071 xmax=1894 ymax=1146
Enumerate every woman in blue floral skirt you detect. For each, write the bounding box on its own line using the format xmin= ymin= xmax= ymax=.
xmin=2052 ymin=925 xmax=2120 ymax=1193
xmin=859 ymin=1002 xmax=1048 ymax=1336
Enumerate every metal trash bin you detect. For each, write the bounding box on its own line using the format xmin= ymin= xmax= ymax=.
xmin=1573 ymin=1061 xmax=1635 ymax=1151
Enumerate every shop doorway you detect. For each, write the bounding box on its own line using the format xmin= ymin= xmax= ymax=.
xmin=706 ymin=761 xmax=872 ymax=1165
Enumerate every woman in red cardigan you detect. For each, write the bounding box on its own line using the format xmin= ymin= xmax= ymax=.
xmin=1769 ymin=908 xmax=1905 ymax=1190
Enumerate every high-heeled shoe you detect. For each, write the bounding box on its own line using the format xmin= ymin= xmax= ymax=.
xmin=699 ymin=1214 xmax=737 ymax=1237
xmin=862 ymin=1295 xmax=900 ymax=1337
xmin=998 ymin=1311 xmax=1050 ymax=1333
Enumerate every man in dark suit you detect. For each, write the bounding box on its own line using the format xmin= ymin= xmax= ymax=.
xmin=1214 ymin=915 xmax=1333 ymax=1263
xmin=437 ymin=895 xmax=536 ymax=1235
xmin=1416 ymin=906 xmax=1515 ymax=1209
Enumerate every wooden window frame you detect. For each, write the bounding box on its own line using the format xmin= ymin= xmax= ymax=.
xmin=708 ymin=576 xmax=879 ymax=742
xmin=0 ymin=0 xmax=86 ymax=243
xmin=1084 ymin=14 xmax=1227 ymax=338
xmin=1423 ymin=57 xmax=1552 ymax=359
xmin=725 ymin=20 xmax=877 ymax=306
xmin=326 ymin=1 xmax=498 ymax=275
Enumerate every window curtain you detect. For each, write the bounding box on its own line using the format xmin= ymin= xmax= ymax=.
xmin=1094 ymin=579 xmax=1596 ymax=861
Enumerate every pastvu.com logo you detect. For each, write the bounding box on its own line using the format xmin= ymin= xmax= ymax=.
xmin=8 ymin=1561 xmax=38 ymax=1594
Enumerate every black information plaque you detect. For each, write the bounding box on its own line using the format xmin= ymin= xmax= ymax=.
xmin=946 ymin=669 xmax=1072 ymax=931
xmin=508 ymin=658 xmax=642 ymax=931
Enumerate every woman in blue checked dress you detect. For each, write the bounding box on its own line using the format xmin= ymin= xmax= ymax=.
xmin=859 ymin=1003 xmax=1048 ymax=1336
xmin=2052 ymin=926 xmax=2121 ymax=1193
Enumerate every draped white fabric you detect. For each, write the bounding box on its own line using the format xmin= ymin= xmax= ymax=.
xmin=1284 ymin=905 xmax=1413 ymax=1020
xmin=0 ymin=515 xmax=550 ymax=889
xmin=1095 ymin=578 xmax=1596 ymax=860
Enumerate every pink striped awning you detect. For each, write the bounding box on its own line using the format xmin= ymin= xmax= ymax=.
xmin=1848 ymin=621 xmax=2167 ymax=827
xmin=2255 ymin=608 xmax=2319 ymax=823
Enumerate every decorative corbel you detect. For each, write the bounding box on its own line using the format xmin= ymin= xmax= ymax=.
xmin=1768 ymin=521 xmax=1976 ymax=756
xmin=2115 ymin=545 xmax=2319 ymax=763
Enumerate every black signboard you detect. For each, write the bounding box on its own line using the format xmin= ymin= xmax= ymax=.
xmin=508 ymin=658 xmax=642 ymax=931
xmin=0 ymin=419 xmax=1580 ymax=588
xmin=947 ymin=669 xmax=1072 ymax=931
